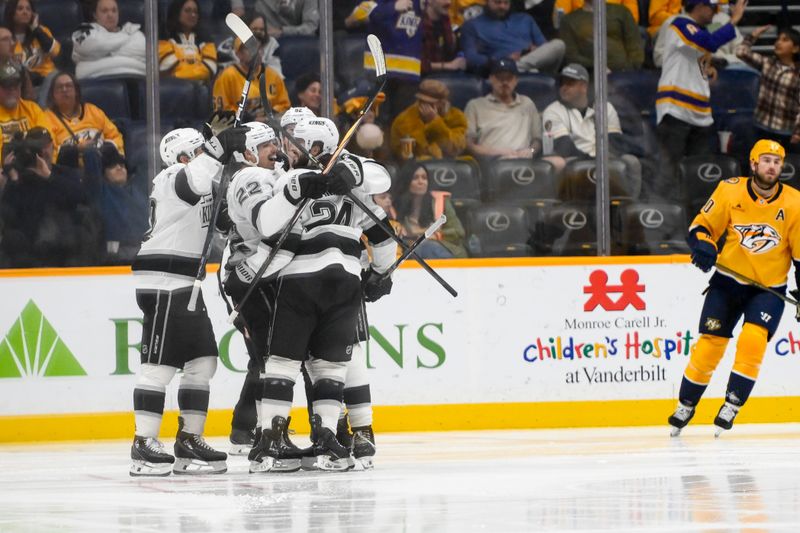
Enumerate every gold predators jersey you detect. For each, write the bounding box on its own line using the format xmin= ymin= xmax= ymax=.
xmin=691 ymin=177 xmax=800 ymax=288
xmin=0 ymin=98 xmax=51 ymax=160
xmin=158 ymin=36 xmax=217 ymax=82
xmin=45 ymin=102 xmax=124 ymax=155
xmin=212 ymin=65 xmax=290 ymax=116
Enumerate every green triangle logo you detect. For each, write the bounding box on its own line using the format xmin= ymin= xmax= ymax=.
xmin=0 ymin=300 xmax=86 ymax=378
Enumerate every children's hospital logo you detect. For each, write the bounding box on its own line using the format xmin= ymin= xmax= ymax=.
xmin=583 ymin=269 xmax=646 ymax=312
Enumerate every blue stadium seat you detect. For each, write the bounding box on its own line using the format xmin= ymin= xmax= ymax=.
xmin=37 ymin=0 xmax=82 ymax=43
xmin=467 ymin=206 xmax=532 ymax=257
xmin=608 ymin=70 xmax=660 ymax=117
xmin=558 ymin=159 xmax=631 ymax=202
xmin=117 ymin=0 xmax=145 ymax=26
xmin=158 ymin=79 xmax=209 ymax=120
xmin=678 ymin=154 xmax=741 ymax=211
xmin=537 ymin=203 xmax=597 ymax=256
xmin=336 ymin=35 xmax=368 ymax=88
xmin=80 ymin=78 xmax=130 ymax=119
xmin=514 ymin=73 xmax=557 ymax=113
xmin=277 ymin=36 xmax=320 ymax=82
xmin=616 ymin=202 xmax=691 ymax=255
xmin=420 ymin=159 xmax=482 ymax=212
xmin=711 ymin=69 xmax=760 ymax=114
xmin=486 ymin=158 xmax=558 ymax=205
xmin=779 ymin=154 xmax=800 ymax=190
xmin=426 ymin=73 xmax=484 ymax=111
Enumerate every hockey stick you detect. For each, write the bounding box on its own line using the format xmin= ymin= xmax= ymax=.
xmin=227 ymin=34 xmax=388 ymax=322
xmin=715 ymin=263 xmax=800 ymax=318
xmin=187 ymin=13 xmax=261 ymax=312
xmin=382 ymin=214 xmax=446 ymax=278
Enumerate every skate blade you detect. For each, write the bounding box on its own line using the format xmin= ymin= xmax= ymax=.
xmin=173 ymin=458 xmax=227 ymax=475
xmin=669 ymin=426 xmax=682 ymax=437
xmin=249 ymin=456 xmax=275 ymax=473
xmin=312 ymin=455 xmax=353 ymax=472
xmin=229 ymin=444 xmax=252 ymax=456
xmin=714 ymin=426 xmax=726 ymax=438
xmin=352 ymin=456 xmax=374 ymax=471
xmin=130 ymin=460 xmax=172 ymax=477
xmin=301 ymin=456 xmax=319 ymax=471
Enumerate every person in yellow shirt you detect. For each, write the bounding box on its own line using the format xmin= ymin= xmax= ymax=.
xmin=4 ymin=0 xmax=60 ymax=84
xmin=669 ymin=140 xmax=800 ymax=436
xmin=44 ymin=71 xmax=124 ymax=157
xmin=390 ymin=78 xmax=467 ymax=160
xmin=158 ymin=0 xmax=217 ymax=82
xmin=0 ymin=61 xmax=50 ymax=162
xmin=449 ymin=0 xmax=486 ymax=27
xmin=212 ymin=37 xmax=290 ymax=119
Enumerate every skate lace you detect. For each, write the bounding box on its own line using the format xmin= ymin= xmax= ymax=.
xmin=190 ymin=434 xmax=216 ymax=452
xmin=144 ymin=437 xmax=167 ymax=454
xmin=675 ymin=405 xmax=694 ymax=421
xmin=353 ymin=430 xmax=375 ymax=448
xmin=718 ymin=403 xmax=738 ymax=421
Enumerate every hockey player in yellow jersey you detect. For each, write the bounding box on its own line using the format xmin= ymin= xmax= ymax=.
xmin=669 ymin=139 xmax=800 ymax=436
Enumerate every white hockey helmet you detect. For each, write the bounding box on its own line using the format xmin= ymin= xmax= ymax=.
xmin=293 ymin=117 xmax=339 ymax=156
xmin=159 ymin=128 xmax=204 ymax=167
xmin=280 ymin=106 xmax=315 ymax=129
xmin=242 ymin=121 xmax=277 ymax=166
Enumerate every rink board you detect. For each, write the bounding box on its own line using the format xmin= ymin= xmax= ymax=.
xmin=2 ymin=257 xmax=800 ymax=442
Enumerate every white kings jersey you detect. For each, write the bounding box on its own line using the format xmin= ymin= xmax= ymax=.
xmin=244 ymin=154 xmax=396 ymax=281
xmin=133 ymin=154 xmax=222 ymax=290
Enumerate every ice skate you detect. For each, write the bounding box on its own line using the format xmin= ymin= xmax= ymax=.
xmin=248 ymin=416 xmax=304 ymax=473
xmin=304 ymin=415 xmax=352 ymax=472
xmin=337 ymin=415 xmax=353 ymax=450
xmin=130 ymin=436 xmax=174 ymax=477
xmin=229 ymin=427 xmax=256 ymax=456
xmin=713 ymin=401 xmax=740 ymax=437
xmin=351 ymin=425 xmax=375 ymax=470
xmin=668 ymin=402 xmax=695 ymax=437
xmin=173 ymin=417 xmax=227 ymax=475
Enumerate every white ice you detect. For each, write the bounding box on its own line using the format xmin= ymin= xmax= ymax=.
xmin=2 ymin=424 xmax=800 ymax=532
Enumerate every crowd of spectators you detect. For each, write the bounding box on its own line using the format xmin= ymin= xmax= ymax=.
xmin=0 ymin=0 xmax=798 ymax=268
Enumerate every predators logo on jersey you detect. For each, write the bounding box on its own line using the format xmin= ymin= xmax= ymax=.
xmin=733 ymin=224 xmax=781 ymax=254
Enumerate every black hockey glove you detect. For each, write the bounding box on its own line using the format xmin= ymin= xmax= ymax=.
xmin=361 ymin=267 xmax=393 ymax=302
xmin=284 ymin=171 xmax=328 ymax=205
xmin=688 ymin=231 xmax=717 ymax=273
xmin=203 ymin=126 xmax=248 ymax=164
xmin=790 ymin=289 xmax=800 ymax=322
xmin=326 ymin=154 xmax=363 ymax=195
xmin=274 ymin=150 xmax=291 ymax=172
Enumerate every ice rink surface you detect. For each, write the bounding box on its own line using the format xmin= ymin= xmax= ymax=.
xmin=2 ymin=424 xmax=800 ymax=532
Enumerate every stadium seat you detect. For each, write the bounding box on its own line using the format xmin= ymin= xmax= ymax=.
xmin=678 ymin=154 xmax=740 ymax=211
xmin=422 ymin=159 xmax=482 ymax=212
xmin=710 ymin=69 xmax=760 ymax=114
xmin=276 ymin=36 xmax=320 ymax=82
xmin=118 ymin=0 xmax=145 ymax=26
xmin=80 ymin=78 xmax=130 ymax=120
xmin=608 ymin=70 xmax=660 ymax=117
xmin=486 ymin=158 xmax=558 ymax=205
xmin=515 ymin=73 xmax=557 ymax=113
xmin=37 ymin=0 xmax=82 ymax=44
xmin=558 ymin=159 xmax=631 ymax=202
xmin=336 ymin=35 xmax=368 ymax=88
xmin=616 ymin=202 xmax=691 ymax=255
xmin=467 ymin=206 xmax=532 ymax=257
xmin=780 ymin=154 xmax=800 ymax=190
xmin=157 ymin=79 xmax=209 ymax=120
xmin=426 ymin=73 xmax=484 ymax=111
xmin=537 ymin=203 xmax=597 ymax=256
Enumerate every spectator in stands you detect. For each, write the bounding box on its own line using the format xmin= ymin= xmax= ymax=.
xmin=368 ymin=0 xmax=424 ymax=121
xmin=461 ymin=0 xmax=565 ymax=75
xmin=736 ymin=26 xmax=800 ymax=152
xmin=158 ymin=0 xmax=217 ymax=82
xmin=4 ymin=0 xmax=60 ymax=85
xmin=390 ymin=78 xmax=467 ymax=160
xmin=0 ymin=127 xmax=97 ymax=267
xmin=217 ymin=14 xmax=282 ymax=76
xmin=655 ymin=0 xmax=745 ymax=195
xmin=465 ymin=58 xmax=561 ymax=169
xmin=422 ymin=0 xmax=466 ymax=75
xmin=251 ymin=0 xmax=319 ymax=38
xmin=449 ymin=0 xmax=485 ymax=28
xmin=344 ymin=1 xmax=376 ymax=31
xmin=512 ymin=0 xmax=557 ymax=40
xmin=213 ymin=35 xmax=290 ymax=118
xmin=542 ymin=63 xmax=642 ymax=198
xmin=228 ymin=0 xmax=245 ymax=18
xmin=648 ymin=0 xmax=680 ymax=37
xmin=0 ymin=62 xmax=49 ymax=162
xmin=44 ymin=71 xmax=124 ymax=161
xmin=291 ymin=72 xmax=322 ymax=115
xmin=559 ymin=0 xmax=644 ymax=73
xmin=0 ymin=27 xmax=34 ymax=100
xmin=339 ymin=79 xmax=391 ymax=160
xmin=557 ymin=0 xmax=639 ymax=24
xmin=72 ymin=0 xmax=146 ymax=80
xmin=394 ymin=163 xmax=467 ymax=258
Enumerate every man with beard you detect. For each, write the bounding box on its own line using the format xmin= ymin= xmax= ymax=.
xmin=668 ymin=140 xmax=800 ymax=437
xmin=460 ymin=0 xmax=565 ymax=75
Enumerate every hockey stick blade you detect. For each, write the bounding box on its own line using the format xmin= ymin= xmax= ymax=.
xmin=366 ymin=34 xmax=386 ymax=78
xmin=425 ymin=214 xmax=447 ymax=238
xmin=226 ymin=13 xmax=259 ymax=55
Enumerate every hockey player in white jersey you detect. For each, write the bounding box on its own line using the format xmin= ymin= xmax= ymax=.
xmin=129 ymin=122 xmax=247 ymax=477
xmin=280 ymin=106 xmax=315 ymax=167
xmin=245 ymin=117 xmax=396 ymax=472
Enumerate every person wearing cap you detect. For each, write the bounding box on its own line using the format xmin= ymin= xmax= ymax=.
xmin=212 ymin=34 xmax=290 ymax=117
xmin=460 ymin=0 xmax=565 ymax=75
xmin=0 ymin=61 xmax=50 ymax=163
xmin=559 ymin=0 xmax=644 ymax=73
xmin=465 ymin=58 xmax=560 ymax=167
xmin=339 ymin=79 xmax=390 ymax=160
xmin=655 ymin=0 xmax=746 ymax=196
xmin=668 ymin=139 xmax=800 ymax=437
xmin=390 ymin=78 xmax=467 ymax=160
xmin=542 ymin=63 xmax=641 ymax=198
xmin=0 ymin=27 xmax=34 ymax=101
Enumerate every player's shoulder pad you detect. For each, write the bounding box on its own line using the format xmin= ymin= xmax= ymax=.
xmin=724 ymin=177 xmax=740 ymax=185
